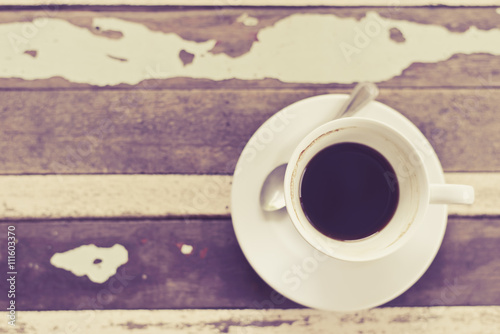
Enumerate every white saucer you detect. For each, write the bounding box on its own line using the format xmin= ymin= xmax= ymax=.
xmin=231 ymin=94 xmax=447 ymax=312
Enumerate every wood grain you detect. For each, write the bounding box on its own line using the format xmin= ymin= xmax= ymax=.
xmin=2 ymin=307 xmax=500 ymax=334
xmin=446 ymin=173 xmax=500 ymax=216
xmin=0 ymin=4 xmax=497 ymax=333
xmin=0 ymin=173 xmax=492 ymax=219
xmin=0 ymin=175 xmax=233 ymax=219
xmin=1 ymin=217 xmax=500 ymax=310
xmin=0 ymin=8 xmax=499 ymax=89
xmin=0 ymin=89 xmax=498 ymax=174
xmin=1 ymin=0 xmax=499 ymax=6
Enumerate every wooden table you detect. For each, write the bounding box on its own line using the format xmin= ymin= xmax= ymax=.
xmin=1 ymin=1 xmax=500 ymax=333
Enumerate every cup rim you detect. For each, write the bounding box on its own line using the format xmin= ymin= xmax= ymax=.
xmin=284 ymin=116 xmax=431 ymax=262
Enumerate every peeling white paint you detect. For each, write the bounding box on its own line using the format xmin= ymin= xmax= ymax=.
xmin=5 ymin=307 xmax=500 ymax=334
xmin=496 ymin=8 xmax=500 ymax=14
xmin=180 ymin=244 xmax=193 ymax=255
xmin=0 ymin=175 xmax=232 ymax=219
xmin=50 ymin=244 xmax=128 ymax=283
xmin=1 ymin=12 xmax=500 ymax=85
xmin=0 ymin=0 xmax=499 ymax=6
xmin=236 ymin=13 xmax=259 ymax=26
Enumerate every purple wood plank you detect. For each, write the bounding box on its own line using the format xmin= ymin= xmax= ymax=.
xmin=0 ymin=217 xmax=499 ymax=310
xmin=0 ymin=89 xmax=499 ymax=174
xmin=0 ymin=219 xmax=300 ymax=310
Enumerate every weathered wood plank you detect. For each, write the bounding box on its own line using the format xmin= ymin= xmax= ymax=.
xmin=0 ymin=175 xmax=232 ymax=219
xmin=0 ymin=89 xmax=498 ymax=174
xmin=445 ymin=173 xmax=499 ymax=217
xmin=1 ymin=217 xmax=499 ymax=310
xmin=1 ymin=0 xmax=499 ymax=6
xmin=0 ymin=8 xmax=500 ymax=89
xmin=2 ymin=307 xmax=500 ymax=334
xmin=0 ymin=173 xmax=492 ymax=219
xmin=0 ymin=219 xmax=299 ymax=310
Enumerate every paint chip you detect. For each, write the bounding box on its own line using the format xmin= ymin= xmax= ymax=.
xmin=94 ymin=26 xmax=124 ymax=39
xmin=50 ymin=244 xmax=128 ymax=283
xmin=24 ymin=50 xmax=37 ymax=58
xmin=180 ymin=244 xmax=193 ymax=255
xmin=389 ymin=27 xmax=405 ymax=43
xmin=199 ymin=247 xmax=208 ymax=259
xmin=107 ymin=54 xmax=128 ymax=62
xmin=236 ymin=13 xmax=259 ymax=27
xmin=179 ymin=49 xmax=195 ymax=66
xmin=496 ymin=8 xmax=500 ymax=15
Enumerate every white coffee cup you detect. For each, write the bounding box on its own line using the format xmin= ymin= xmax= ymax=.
xmin=284 ymin=117 xmax=474 ymax=262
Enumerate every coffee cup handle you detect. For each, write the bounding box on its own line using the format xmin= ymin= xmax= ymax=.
xmin=429 ymin=184 xmax=475 ymax=205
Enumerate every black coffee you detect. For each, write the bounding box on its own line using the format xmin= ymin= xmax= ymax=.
xmin=300 ymin=142 xmax=399 ymax=241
